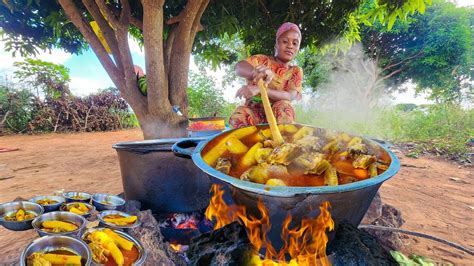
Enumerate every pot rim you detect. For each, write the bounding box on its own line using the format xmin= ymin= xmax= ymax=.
xmin=191 ymin=124 xmax=400 ymax=197
xmin=113 ymin=137 xmax=209 ymax=152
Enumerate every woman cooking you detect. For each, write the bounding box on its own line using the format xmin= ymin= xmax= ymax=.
xmin=229 ymin=22 xmax=303 ymax=128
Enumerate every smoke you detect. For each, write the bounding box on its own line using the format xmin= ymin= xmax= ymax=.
xmin=296 ymin=43 xmax=392 ymax=137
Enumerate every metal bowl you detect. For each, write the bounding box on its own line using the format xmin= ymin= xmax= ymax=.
xmin=60 ymin=202 xmax=95 ymax=218
xmin=29 ymin=195 xmax=66 ymax=212
xmin=82 ymin=227 xmax=146 ymax=265
xmin=92 ymin=193 xmax=125 ymax=211
xmin=97 ymin=210 xmax=141 ymax=230
xmin=63 ymin=192 xmax=92 ymax=203
xmin=0 ymin=201 xmax=44 ymax=231
xmin=20 ymin=235 xmax=92 ymax=266
xmin=32 ymin=211 xmax=87 ymax=237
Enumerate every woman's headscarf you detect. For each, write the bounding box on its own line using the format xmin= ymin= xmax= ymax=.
xmin=276 ymin=22 xmax=302 ymax=41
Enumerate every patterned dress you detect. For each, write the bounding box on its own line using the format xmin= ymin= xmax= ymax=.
xmin=229 ymin=54 xmax=303 ymax=128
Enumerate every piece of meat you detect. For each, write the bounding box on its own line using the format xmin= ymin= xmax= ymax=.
xmin=267 ymin=143 xmax=302 ymax=165
xmin=215 ymin=158 xmax=232 ymax=174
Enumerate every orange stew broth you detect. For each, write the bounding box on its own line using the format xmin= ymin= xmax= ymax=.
xmin=29 ymin=249 xmax=86 ymax=266
xmin=201 ymin=125 xmax=391 ymax=187
xmin=103 ymin=245 xmax=139 ymax=266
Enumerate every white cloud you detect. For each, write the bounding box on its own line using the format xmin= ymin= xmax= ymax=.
xmin=0 ymin=40 xmax=72 ymax=78
xmin=69 ymin=76 xmax=114 ymax=96
xmin=391 ymin=82 xmax=433 ymax=105
xmin=128 ymin=35 xmax=144 ymax=57
xmin=35 ymin=50 xmax=72 ymax=65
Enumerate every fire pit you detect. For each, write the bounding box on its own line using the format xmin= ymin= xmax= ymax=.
xmin=124 ymin=200 xmax=397 ymax=265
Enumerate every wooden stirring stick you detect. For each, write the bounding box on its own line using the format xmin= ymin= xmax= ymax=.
xmin=257 ymin=79 xmax=284 ymax=145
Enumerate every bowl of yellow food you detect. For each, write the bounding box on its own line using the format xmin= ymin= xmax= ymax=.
xmin=82 ymin=227 xmax=146 ymax=265
xmin=20 ymin=235 xmax=92 ymax=266
xmin=60 ymin=202 xmax=95 ymax=218
xmin=0 ymin=201 xmax=44 ymax=231
xmin=32 ymin=211 xmax=87 ymax=237
xmin=97 ymin=210 xmax=140 ymax=230
xmin=63 ymin=192 xmax=92 ymax=203
xmin=30 ymin=195 xmax=66 ymax=212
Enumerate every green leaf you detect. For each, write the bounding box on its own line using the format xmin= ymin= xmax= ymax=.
xmin=387 ymin=13 xmax=397 ymax=30
xmin=390 ymin=251 xmax=412 ymax=264
xmin=251 ymin=96 xmax=262 ymax=103
xmin=419 ymin=1 xmax=425 ymax=14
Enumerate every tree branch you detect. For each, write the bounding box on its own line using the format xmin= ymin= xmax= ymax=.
xmin=361 ymin=59 xmax=372 ymax=76
xmin=130 ymin=16 xmax=143 ymax=30
xmin=142 ymin=0 xmax=171 ymax=115
xmin=58 ymin=0 xmax=123 ymax=89
xmin=83 ymin=0 xmax=123 ymax=74
xmin=164 ymin=25 xmax=177 ymax=75
xmin=95 ymin=0 xmax=119 ymax=29
xmin=374 ymin=68 xmax=403 ymax=87
xmin=113 ymin=0 xmax=147 ymax=113
xmin=168 ymin=0 xmax=210 ymax=113
xmin=106 ymin=3 xmax=143 ymax=30
xmin=119 ymin=0 xmax=130 ymax=24
xmin=190 ymin=0 xmax=210 ymax=39
xmin=382 ymin=51 xmax=423 ymax=71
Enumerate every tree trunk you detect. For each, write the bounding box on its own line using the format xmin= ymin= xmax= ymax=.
xmin=58 ymin=0 xmax=209 ymax=140
xmin=137 ymin=114 xmax=188 ymax=139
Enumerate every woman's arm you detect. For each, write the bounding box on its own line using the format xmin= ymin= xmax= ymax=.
xmin=267 ymin=89 xmax=300 ymax=101
xmin=236 ymin=84 xmax=300 ymax=102
xmin=235 ymin=60 xmax=255 ymax=80
xmin=235 ymin=60 xmax=273 ymax=84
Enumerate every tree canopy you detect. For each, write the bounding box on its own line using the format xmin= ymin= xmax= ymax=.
xmin=298 ymin=0 xmax=472 ymax=104
xmin=362 ymin=0 xmax=473 ymax=103
xmin=0 ymin=0 xmax=430 ymax=138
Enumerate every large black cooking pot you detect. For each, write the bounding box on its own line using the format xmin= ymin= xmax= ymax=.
xmin=113 ymin=138 xmax=211 ymax=213
xmin=172 ymin=124 xmax=400 ymax=249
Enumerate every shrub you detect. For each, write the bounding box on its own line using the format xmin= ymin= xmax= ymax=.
xmin=0 ymin=86 xmax=37 ymax=133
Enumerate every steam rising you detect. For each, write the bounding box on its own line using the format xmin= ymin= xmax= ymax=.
xmin=297 ymin=43 xmax=391 ymax=138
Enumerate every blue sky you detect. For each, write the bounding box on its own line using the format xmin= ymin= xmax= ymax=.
xmin=0 ymin=36 xmax=146 ymax=96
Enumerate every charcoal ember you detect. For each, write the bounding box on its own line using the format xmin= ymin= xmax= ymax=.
xmin=363 ymin=204 xmax=406 ymax=250
xmin=361 ymin=193 xmax=383 ymax=224
xmin=187 ymin=222 xmax=254 ymax=266
xmin=328 ymin=223 xmax=397 ymax=266
xmin=128 ymin=210 xmax=186 ymax=266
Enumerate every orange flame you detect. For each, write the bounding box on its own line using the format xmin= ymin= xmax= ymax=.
xmin=205 ymin=184 xmax=334 ymax=266
xmin=205 ymin=184 xmax=237 ymax=229
xmin=169 ymin=243 xmax=182 ymax=252
xmin=175 ymin=221 xmax=198 ymax=230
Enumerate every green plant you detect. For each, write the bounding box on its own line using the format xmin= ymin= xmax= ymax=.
xmin=0 ymin=86 xmax=37 ymax=133
xmin=13 ymin=58 xmax=71 ymax=98
xmin=187 ymin=71 xmax=228 ymax=118
xmin=117 ymin=111 xmax=140 ymax=129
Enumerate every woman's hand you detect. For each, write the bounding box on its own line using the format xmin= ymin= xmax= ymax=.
xmin=235 ymin=85 xmax=260 ymax=99
xmin=252 ymin=65 xmax=274 ymax=85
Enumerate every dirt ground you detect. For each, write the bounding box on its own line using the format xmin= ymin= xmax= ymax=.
xmin=0 ymin=129 xmax=472 ymax=265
